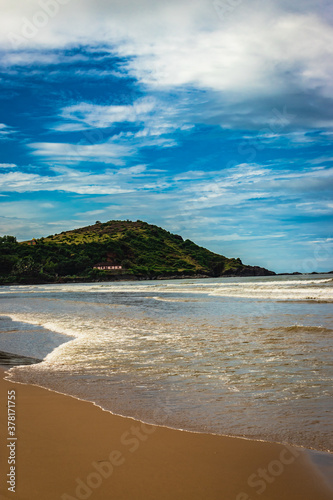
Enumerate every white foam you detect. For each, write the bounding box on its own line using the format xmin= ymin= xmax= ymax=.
xmin=1 ymin=276 xmax=332 ymax=301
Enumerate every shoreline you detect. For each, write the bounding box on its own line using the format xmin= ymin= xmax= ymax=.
xmin=3 ymin=344 xmax=333 ymax=455
xmin=1 ymin=368 xmax=333 ymax=499
xmin=0 ymin=271 xmax=331 ymax=288
xmin=3 ymin=354 xmax=333 ymax=453
xmin=1 ymin=295 xmax=333 ymax=454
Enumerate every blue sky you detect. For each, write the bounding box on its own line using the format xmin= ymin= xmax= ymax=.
xmin=0 ymin=0 xmax=333 ymax=272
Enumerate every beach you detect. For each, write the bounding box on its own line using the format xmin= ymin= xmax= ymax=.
xmin=1 ymin=367 xmax=333 ymax=500
xmin=1 ymin=0 xmax=332 ymax=494
xmin=2 ymin=0 xmax=333 ymax=494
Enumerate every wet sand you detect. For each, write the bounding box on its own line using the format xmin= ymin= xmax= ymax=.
xmin=0 ymin=368 xmax=332 ymax=500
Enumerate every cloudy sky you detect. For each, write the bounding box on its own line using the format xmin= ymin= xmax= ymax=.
xmin=0 ymin=0 xmax=332 ymax=272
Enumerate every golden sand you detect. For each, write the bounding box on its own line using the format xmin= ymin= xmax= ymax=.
xmin=0 ymin=368 xmax=332 ymax=500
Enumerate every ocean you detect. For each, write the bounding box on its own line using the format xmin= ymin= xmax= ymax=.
xmin=0 ymin=274 xmax=332 ymax=452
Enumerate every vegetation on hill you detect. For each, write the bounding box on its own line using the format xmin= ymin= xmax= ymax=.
xmin=0 ymin=220 xmax=275 ymax=284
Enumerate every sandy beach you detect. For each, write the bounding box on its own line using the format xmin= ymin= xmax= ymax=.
xmin=0 ymin=368 xmax=332 ymax=500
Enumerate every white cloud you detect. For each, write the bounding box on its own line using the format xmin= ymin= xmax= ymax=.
xmin=75 ymin=209 xmax=105 ymax=216
xmin=53 ymin=97 xmax=193 ymax=147
xmin=0 ymin=164 xmax=163 ymax=195
xmin=117 ymin=164 xmax=147 ymax=176
xmin=0 ymin=169 xmax=127 ymax=195
xmin=28 ymin=140 xmax=134 ymax=165
xmin=31 ymin=97 xmax=187 ymax=162
xmin=165 ymin=163 xmax=333 ymax=215
xmin=1 ymin=162 xmax=331 ymax=214
xmin=199 ymin=233 xmax=286 ymax=242
xmin=0 ymin=215 xmax=43 ymax=238
xmin=0 ymin=50 xmax=87 ymax=67
xmin=0 ymin=213 xmax=89 ymax=241
xmin=295 ymin=201 xmax=333 ymax=214
xmin=309 ymin=156 xmax=333 ymax=165
xmin=59 ymin=98 xmax=156 ymax=129
xmin=0 ymin=201 xmax=48 ymax=219
xmin=0 ymin=124 xmax=14 ymax=140
xmin=0 ymin=163 xmax=17 ymax=169
xmin=39 ymin=202 xmax=55 ymax=208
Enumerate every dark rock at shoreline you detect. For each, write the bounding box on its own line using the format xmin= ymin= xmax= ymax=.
xmin=0 ymin=350 xmax=42 ymax=367
xmin=277 ymin=271 xmax=302 ymax=276
xmin=222 ymin=266 xmax=276 ymax=277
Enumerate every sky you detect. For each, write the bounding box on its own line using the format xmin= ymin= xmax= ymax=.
xmin=0 ymin=0 xmax=332 ymax=273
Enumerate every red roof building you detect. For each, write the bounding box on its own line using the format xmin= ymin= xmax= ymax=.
xmin=93 ymin=262 xmax=122 ymax=270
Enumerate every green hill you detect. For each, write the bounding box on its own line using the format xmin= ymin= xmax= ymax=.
xmin=0 ymin=220 xmax=275 ymax=284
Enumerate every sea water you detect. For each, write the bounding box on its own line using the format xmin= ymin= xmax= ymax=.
xmin=0 ymin=274 xmax=332 ymax=452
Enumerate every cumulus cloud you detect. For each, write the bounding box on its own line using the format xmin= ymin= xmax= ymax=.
xmin=1 ymin=1 xmax=333 ymax=129
xmin=122 ymin=12 xmax=333 ymax=98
